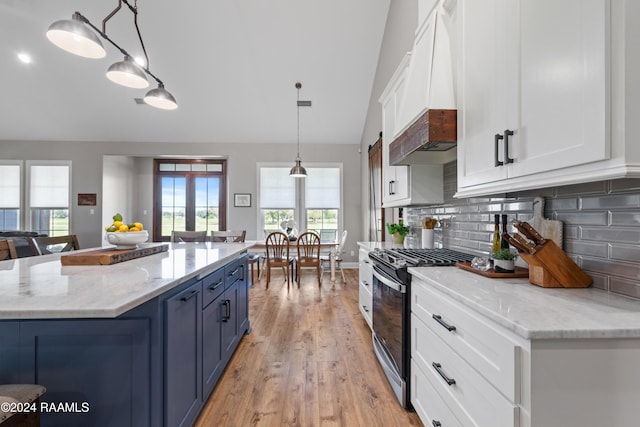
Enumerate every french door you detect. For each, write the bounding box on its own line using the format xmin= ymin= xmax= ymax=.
xmin=153 ymin=159 xmax=227 ymax=241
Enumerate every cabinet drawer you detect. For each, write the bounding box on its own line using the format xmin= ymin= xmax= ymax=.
xmin=412 ymin=282 xmax=519 ymax=401
xmin=358 ymin=282 xmax=373 ymax=329
xmin=225 ymin=259 xmax=242 ymax=288
xmin=411 ymin=359 xmax=468 ymax=427
xmin=202 ymin=268 xmax=225 ymax=308
xmin=412 ymin=313 xmax=519 ymax=427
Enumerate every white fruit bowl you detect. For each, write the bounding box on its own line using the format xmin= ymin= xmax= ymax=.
xmin=105 ymin=230 xmax=149 ymax=249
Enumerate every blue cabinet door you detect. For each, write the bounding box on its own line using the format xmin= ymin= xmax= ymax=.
xmin=18 ymin=318 xmax=150 ymax=427
xmin=237 ymin=257 xmax=249 ymax=335
xmin=202 ymin=295 xmax=223 ymax=399
xmin=165 ymin=281 xmax=202 ymax=427
xmin=220 ymin=282 xmax=239 ymax=364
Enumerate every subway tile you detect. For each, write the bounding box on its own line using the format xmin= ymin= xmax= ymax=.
xmin=547 ymin=197 xmax=578 ymax=211
xmin=580 ymin=194 xmax=640 ymax=210
xmin=468 ymin=231 xmax=490 ymax=242
xmin=587 ymin=272 xmax=609 ymax=291
xmin=503 ymin=201 xmax=534 ymax=212
xmin=556 ymin=181 xmax=608 ymax=196
xmin=564 ymin=240 xmax=608 ymax=258
xmin=610 ymin=244 xmax=640 ymax=263
xmin=609 ymin=277 xmax=640 ymax=301
xmin=610 ymin=178 xmax=640 ymax=193
xmin=581 ymin=257 xmax=640 ymax=281
xmin=610 ymin=211 xmax=640 ymax=226
xmin=555 ymin=211 xmax=608 ymax=226
xmin=581 ymin=227 xmax=640 ymax=244
xmin=565 ymin=226 xmax=580 ymax=240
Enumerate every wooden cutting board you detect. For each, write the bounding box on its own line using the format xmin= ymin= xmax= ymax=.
xmin=457 ymin=262 xmax=529 ymax=278
xmin=529 ymin=196 xmax=563 ymax=248
xmin=61 ymin=244 xmax=169 ymax=265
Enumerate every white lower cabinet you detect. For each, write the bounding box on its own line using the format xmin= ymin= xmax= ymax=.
xmin=411 ymin=276 xmax=640 ymax=427
xmin=358 ymin=249 xmax=373 ymax=329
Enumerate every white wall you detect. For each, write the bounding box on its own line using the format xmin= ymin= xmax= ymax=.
xmin=359 ymin=0 xmax=418 ymax=240
xmin=0 ymin=140 xmax=362 ymax=262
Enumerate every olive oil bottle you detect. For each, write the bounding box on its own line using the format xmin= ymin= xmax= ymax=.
xmin=491 ymin=214 xmax=501 ymax=253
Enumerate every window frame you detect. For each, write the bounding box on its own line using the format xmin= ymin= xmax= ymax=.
xmin=25 ymin=160 xmax=72 ymax=235
xmin=256 ymin=162 xmax=343 ymax=241
xmin=0 ymin=160 xmax=23 ymax=231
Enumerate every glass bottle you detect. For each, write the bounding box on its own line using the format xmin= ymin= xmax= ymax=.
xmin=500 ymin=214 xmax=510 ymax=250
xmin=491 ymin=214 xmax=501 ymax=253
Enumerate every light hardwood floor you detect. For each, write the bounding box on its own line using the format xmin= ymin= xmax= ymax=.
xmin=195 ymin=268 xmax=423 ymax=427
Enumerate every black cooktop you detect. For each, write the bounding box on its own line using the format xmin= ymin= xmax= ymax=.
xmin=370 ymin=248 xmax=475 ymax=269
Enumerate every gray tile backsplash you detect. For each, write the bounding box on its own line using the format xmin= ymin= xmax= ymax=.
xmin=406 ymin=161 xmax=640 ymax=300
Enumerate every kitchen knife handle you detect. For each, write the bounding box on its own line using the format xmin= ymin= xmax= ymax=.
xmin=514 ymin=221 xmax=536 ymax=242
xmin=520 ymin=221 xmax=546 ymax=244
xmin=504 ymin=129 xmax=514 ymax=164
xmin=494 ymin=133 xmax=504 ymax=167
xmin=512 ymin=233 xmax=537 ymax=254
xmin=506 ymin=235 xmax=527 ymax=253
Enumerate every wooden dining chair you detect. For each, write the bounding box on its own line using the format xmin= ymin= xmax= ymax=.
xmin=170 ymin=230 xmax=207 ymax=243
xmin=320 ymin=229 xmax=348 ymax=283
xmin=0 ymin=239 xmax=18 ymax=260
xmin=296 ymin=231 xmax=322 ymax=287
xmin=265 ymin=231 xmax=295 ymax=289
xmin=210 ymin=230 xmax=246 ymax=242
xmin=32 ymin=235 xmax=80 ymax=255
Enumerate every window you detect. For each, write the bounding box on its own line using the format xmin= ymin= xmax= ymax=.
xmin=27 ymin=161 xmax=71 ymax=236
xmin=0 ymin=162 xmax=21 ymax=231
xmin=258 ymin=164 xmax=342 ymax=241
xmin=154 ymin=159 xmax=226 ymax=241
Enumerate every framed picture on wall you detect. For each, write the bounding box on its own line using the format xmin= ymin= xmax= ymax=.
xmin=234 ymin=193 xmax=251 ymax=207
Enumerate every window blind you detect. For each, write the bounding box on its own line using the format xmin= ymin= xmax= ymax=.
xmin=305 ymin=167 xmax=340 ymax=208
xmin=30 ymin=165 xmax=69 ymax=208
xmin=0 ymin=164 xmax=20 ymax=208
xmin=260 ymin=167 xmax=295 ymax=208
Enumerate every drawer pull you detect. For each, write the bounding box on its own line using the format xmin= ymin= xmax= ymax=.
xmin=208 ymin=279 xmax=223 ymax=291
xmin=432 ymin=314 xmax=456 ymax=332
xmin=432 ymin=421 xmax=442 ymax=427
xmin=432 ymin=362 xmax=456 ymax=386
xmin=180 ymin=290 xmax=198 ymax=302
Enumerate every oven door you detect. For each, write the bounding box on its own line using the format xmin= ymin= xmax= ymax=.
xmin=372 ymin=264 xmax=408 ymax=407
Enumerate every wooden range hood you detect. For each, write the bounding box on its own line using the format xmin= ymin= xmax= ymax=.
xmin=389 ymin=109 xmax=457 ymax=165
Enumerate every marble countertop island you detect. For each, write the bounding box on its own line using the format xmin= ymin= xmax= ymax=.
xmin=0 ymin=242 xmax=253 ymax=319
xmin=410 ymin=266 xmax=640 ymax=340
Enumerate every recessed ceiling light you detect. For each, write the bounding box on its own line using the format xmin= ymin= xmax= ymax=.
xmin=17 ymin=52 xmax=32 ymax=64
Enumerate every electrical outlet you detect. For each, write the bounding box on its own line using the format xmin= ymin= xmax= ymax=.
xmin=350 ymin=250 xmax=354 ymax=257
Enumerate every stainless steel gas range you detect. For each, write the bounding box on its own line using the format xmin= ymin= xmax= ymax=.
xmin=368 ymin=248 xmax=474 ymax=408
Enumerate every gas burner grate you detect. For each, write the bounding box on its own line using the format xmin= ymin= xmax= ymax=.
xmin=386 ymin=248 xmax=475 ymax=266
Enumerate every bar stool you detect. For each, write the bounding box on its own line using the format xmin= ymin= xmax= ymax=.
xmin=0 ymin=384 xmax=46 ymax=426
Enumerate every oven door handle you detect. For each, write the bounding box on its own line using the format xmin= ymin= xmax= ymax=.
xmin=373 ymin=266 xmax=406 ymax=293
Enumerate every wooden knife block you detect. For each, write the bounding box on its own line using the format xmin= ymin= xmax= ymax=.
xmin=519 ymin=241 xmax=591 ymax=288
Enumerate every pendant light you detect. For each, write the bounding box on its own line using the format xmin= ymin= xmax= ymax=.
xmin=46 ymin=0 xmax=177 ymax=110
xmin=290 ymin=82 xmax=308 ymax=178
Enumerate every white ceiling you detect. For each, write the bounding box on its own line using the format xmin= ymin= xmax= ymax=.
xmin=0 ymin=0 xmax=390 ymax=145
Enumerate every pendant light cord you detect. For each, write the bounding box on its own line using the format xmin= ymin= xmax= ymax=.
xmin=296 ymin=82 xmax=301 ymax=160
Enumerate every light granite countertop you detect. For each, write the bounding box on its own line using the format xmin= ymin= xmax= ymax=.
xmin=0 ymin=242 xmax=253 ymax=320
xmin=409 ymin=266 xmax=640 ymax=340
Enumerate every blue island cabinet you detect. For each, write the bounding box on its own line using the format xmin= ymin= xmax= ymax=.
xmin=0 ymin=252 xmax=250 ymax=427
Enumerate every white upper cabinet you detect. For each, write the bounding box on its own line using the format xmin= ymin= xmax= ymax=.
xmin=380 ymin=53 xmax=444 ymax=208
xmin=457 ymin=0 xmax=613 ymax=197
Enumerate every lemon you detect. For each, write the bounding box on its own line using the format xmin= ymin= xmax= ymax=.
xmin=129 ymin=226 xmax=140 ymax=232
xmin=134 ymin=222 xmax=143 ymax=230
xmin=114 ymin=221 xmax=123 ymax=228
xmin=119 ymin=224 xmax=129 ymax=232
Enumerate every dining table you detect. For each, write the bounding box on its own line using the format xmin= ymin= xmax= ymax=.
xmin=247 ymin=240 xmax=339 ymax=283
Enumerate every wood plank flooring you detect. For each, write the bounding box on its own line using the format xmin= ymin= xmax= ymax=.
xmin=195 ymin=268 xmax=423 ymax=427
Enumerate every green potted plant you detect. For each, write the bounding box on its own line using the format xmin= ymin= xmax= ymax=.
xmin=491 ymin=248 xmax=518 ymax=273
xmin=386 ymin=221 xmax=411 ymax=245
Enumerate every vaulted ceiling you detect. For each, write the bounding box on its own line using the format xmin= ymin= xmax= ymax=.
xmin=0 ymin=0 xmax=390 ymax=145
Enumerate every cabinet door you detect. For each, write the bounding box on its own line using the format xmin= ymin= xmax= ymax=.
xmin=457 ymin=0 xmax=511 ymax=188
xmin=508 ymin=0 xmax=609 ymax=178
xmin=236 ymin=260 xmax=249 ymax=335
xmin=221 ymin=282 xmax=240 ymax=363
xmin=202 ymin=297 xmax=223 ymax=400
xmin=165 ymin=281 xmax=202 ymax=427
